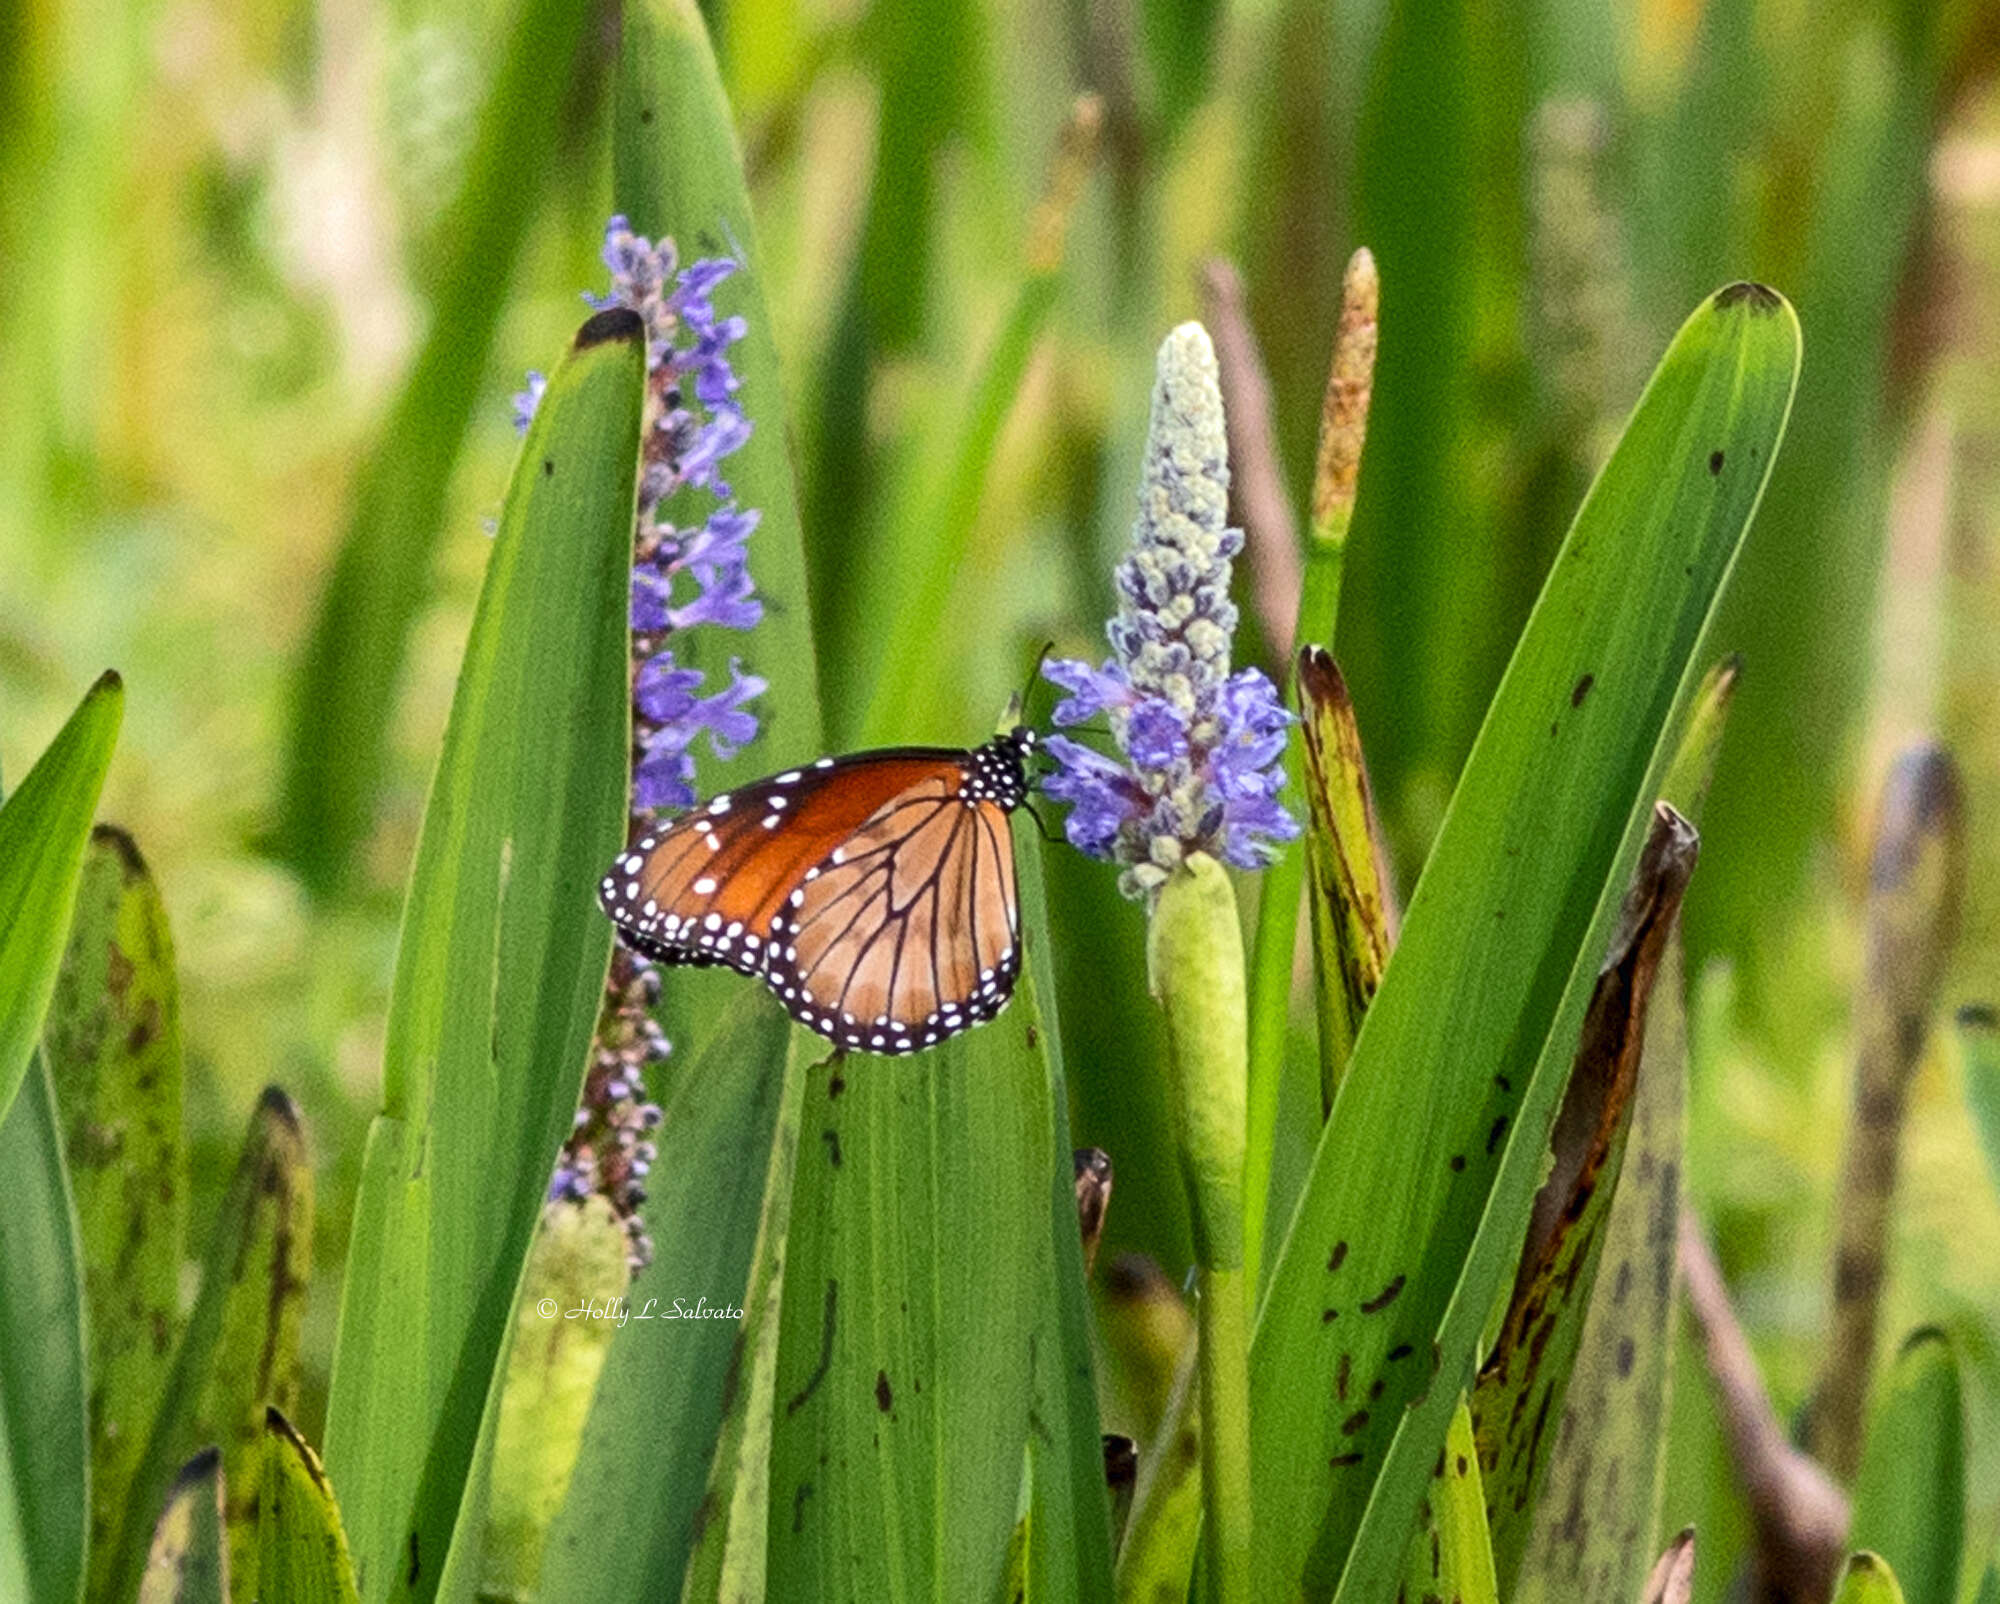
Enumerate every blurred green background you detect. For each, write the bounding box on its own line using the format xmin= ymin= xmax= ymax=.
xmin=5 ymin=0 xmax=2000 ymax=1594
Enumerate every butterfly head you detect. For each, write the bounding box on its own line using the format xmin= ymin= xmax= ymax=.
xmin=970 ymin=726 xmax=1037 ymax=811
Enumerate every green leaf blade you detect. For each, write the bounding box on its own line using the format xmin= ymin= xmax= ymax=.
xmin=259 ymin=1412 xmax=362 ymax=1604
xmin=1848 ymin=1330 xmax=1965 ymax=1604
xmin=613 ymin=0 xmax=824 ymax=785
xmin=0 ymin=1054 xmax=90 ymax=1604
xmin=321 ymin=312 xmax=645 ymax=1604
xmin=103 ymin=1088 xmax=313 ymax=1604
xmin=1248 ymin=285 xmax=1800 ymax=1603
xmin=763 ymin=833 xmax=1067 ymax=1602
xmin=0 ymin=669 xmax=123 ymax=1128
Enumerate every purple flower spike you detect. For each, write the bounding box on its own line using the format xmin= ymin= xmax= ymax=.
xmin=537 ymin=214 xmax=765 ymax=1270
xmin=1040 ymin=324 xmax=1298 ymax=898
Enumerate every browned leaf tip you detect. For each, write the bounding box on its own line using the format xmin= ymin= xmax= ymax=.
xmin=1493 ymin=802 xmax=1696 ymax=1385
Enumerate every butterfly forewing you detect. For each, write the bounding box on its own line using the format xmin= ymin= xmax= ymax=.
xmin=598 ymin=734 xmax=1033 ymax=1055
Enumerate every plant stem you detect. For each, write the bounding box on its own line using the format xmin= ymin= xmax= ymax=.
xmin=1196 ymin=1264 xmax=1253 ymax=1603
xmin=1150 ymin=854 xmax=1253 ymax=1604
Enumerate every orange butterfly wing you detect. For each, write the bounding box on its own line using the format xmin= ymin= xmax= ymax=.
xmin=599 ymin=741 xmax=1026 ymax=1053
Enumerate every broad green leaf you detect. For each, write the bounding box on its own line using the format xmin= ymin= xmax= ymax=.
xmin=0 ymin=669 xmax=122 ymax=1127
xmin=677 ymin=1029 xmax=813 ymax=1604
xmin=1848 ymin=1330 xmax=1964 ymax=1604
xmin=612 ymin=0 xmax=824 ymax=790
xmin=1473 ymin=805 xmax=1696 ymax=1590
xmin=764 ymin=836 xmax=1065 ymax=1601
xmin=1958 ymin=1005 xmax=2000 ymax=1205
xmin=259 ymin=1411 xmax=361 ymax=1604
xmin=104 ymin=1088 xmax=312 ymax=1604
xmin=138 ymin=1450 xmax=227 ymax=1604
xmin=1690 ymin=18 xmax=1943 ymax=975
xmin=1398 ymin=1399 xmax=1498 ymax=1604
xmin=0 ymin=1053 xmax=89 ymax=1604
xmin=538 ymin=992 xmax=793 ymax=1604
xmin=275 ymin=0 xmax=604 ymax=894
xmin=46 ymin=826 xmax=188 ymax=1598
xmin=477 ymin=1200 xmax=631 ymax=1600
xmin=1012 ymin=840 xmax=1116 ymax=1604
xmin=1248 ymin=285 xmax=1799 ymax=1603
xmin=321 ymin=313 xmax=644 ymax=1604
xmin=1836 ymin=1553 xmax=1909 ymax=1604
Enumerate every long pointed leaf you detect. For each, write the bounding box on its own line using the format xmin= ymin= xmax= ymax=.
xmin=1248 ymin=285 xmax=1799 ymax=1602
xmin=0 ymin=669 xmax=122 ymax=1126
xmin=46 ymin=827 xmax=188 ymax=1598
xmin=321 ymin=311 xmax=644 ymax=1604
xmin=537 ymin=995 xmax=794 ymax=1603
xmin=1848 ymin=1330 xmax=1964 ymax=1604
xmin=764 ymin=834 xmax=1066 ymax=1599
xmin=612 ymin=0 xmax=823 ymax=788
xmin=103 ymin=1088 xmax=312 ymax=1604
xmin=1472 ymin=805 xmax=1697 ymax=1588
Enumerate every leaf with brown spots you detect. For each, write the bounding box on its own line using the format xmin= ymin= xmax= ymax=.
xmin=1474 ymin=805 xmax=1696 ymax=1594
xmin=104 ymin=1089 xmax=313 ymax=1604
xmin=45 ymin=827 xmax=189 ymax=1599
xmin=1397 ymin=1399 xmax=1498 ymax=1604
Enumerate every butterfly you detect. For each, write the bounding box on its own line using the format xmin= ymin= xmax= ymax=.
xmin=598 ymin=727 xmax=1038 ymax=1055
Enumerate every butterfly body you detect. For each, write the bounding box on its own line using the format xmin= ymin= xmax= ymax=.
xmin=599 ymin=729 xmax=1036 ymax=1055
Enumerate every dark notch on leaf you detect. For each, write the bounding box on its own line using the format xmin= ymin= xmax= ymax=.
xmin=256 ymin=1083 xmax=305 ymax=1136
xmin=574 ymin=304 xmax=646 ymax=349
xmin=92 ymin=821 xmax=149 ymax=875
xmin=1708 ymin=449 xmax=1725 ymax=476
xmin=171 ymin=1444 xmax=222 ymax=1491
xmin=1327 ymin=1240 xmax=1348 ymax=1273
xmin=875 ymin=1369 xmax=894 ymax=1412
xmin=1712 ymin=280 xmax=1783 ymax=315
xmin=1570 ymin=673 xmax=1595 ymax=708
xmin=821 ymin=1128 xmax=842 ymax=1167
xmin=1958 ymin=1001 xmax=1999 ymax=1029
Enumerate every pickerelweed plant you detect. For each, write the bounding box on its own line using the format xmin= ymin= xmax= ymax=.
xmin=532 ymin=216 xmax=765 ymax=1268
xmin=1043 ymin=322 xmax=1280 ymax=1604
